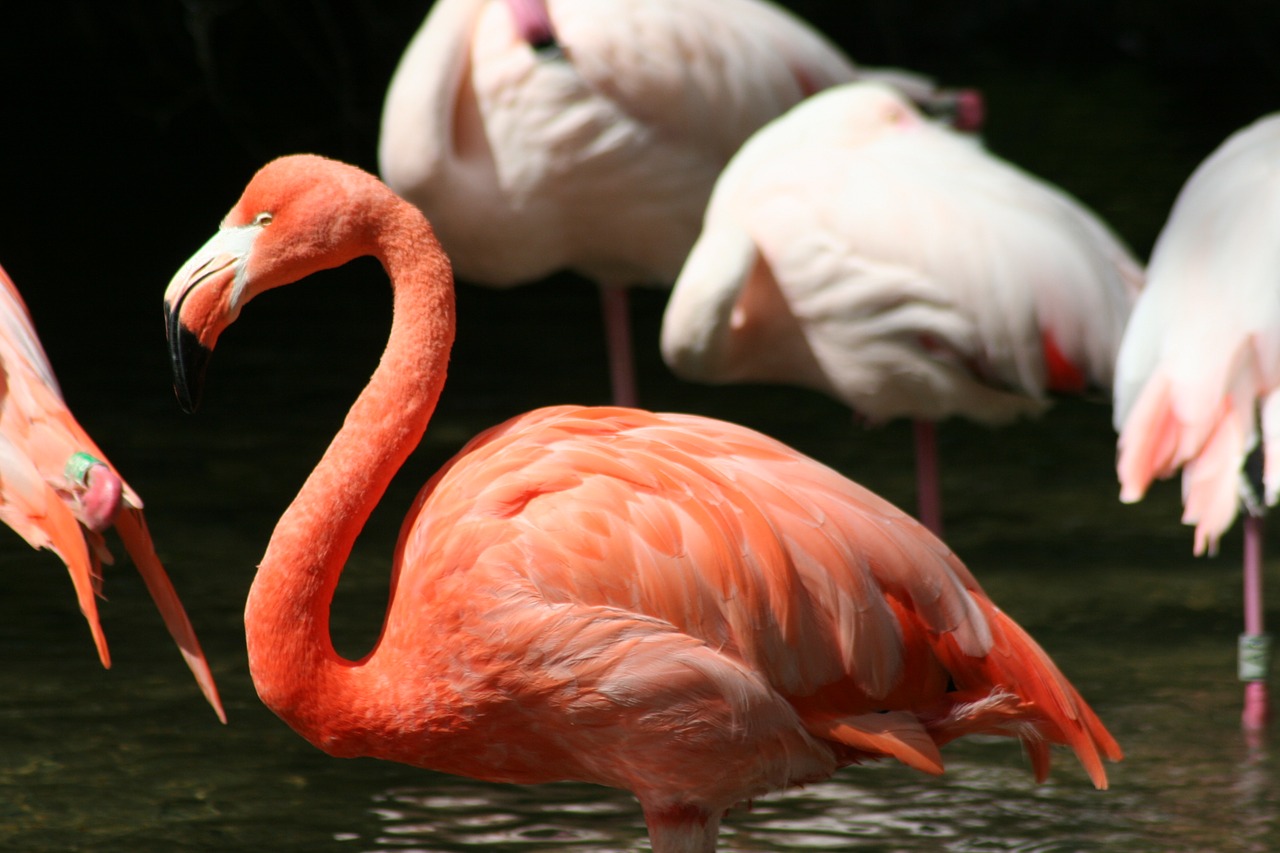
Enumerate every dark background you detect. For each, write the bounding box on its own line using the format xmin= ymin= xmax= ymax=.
xmin=0 ymin=0 xmax=1277 ymax=550
xmin=1 ymin=1 xmax=1277 ymax=386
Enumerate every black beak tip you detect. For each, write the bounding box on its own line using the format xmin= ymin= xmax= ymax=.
xmin=165 ymin=303 xmax=211 ymax=414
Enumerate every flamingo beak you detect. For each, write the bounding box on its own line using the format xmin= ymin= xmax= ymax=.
xmin=923 ymin=88 xmax=986 ymax=133
xmin=164 ymin=225 xmax=260 ymax=413
xmin=165 ymin=301 xmax=212 ymax=414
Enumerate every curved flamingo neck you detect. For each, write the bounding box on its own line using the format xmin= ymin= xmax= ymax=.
xmin=243 ymin=196 xmax=455 ymax=751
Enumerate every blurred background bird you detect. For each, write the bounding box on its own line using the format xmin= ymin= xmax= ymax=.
xmin=661 ymin=81 xmax=1143 ymax=536
xmin=377 ymin=0 xmax=982 ymax=408
xmin=1114 ymin=111 xmax=1280 ymax=731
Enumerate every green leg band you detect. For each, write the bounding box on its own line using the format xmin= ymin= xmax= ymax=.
xmin=64 ymin=451 xmax=104 ymax=486
xmin=1239 ymin=633 xmax=1273 ymax=682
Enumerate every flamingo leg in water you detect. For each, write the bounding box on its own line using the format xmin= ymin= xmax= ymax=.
xmin=644 ymin=805 xmax=720 ymax=853
xmin=1241 ymin=513 xmax=1271 ymax=731
xmin=599 ymin=285 xmax=639 ymax=408
xmin=913 ymin=419 xmax=943 ymax=538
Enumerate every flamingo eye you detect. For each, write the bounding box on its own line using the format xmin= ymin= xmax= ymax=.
xmin=253 ymin=212 xmax=274 ymax=227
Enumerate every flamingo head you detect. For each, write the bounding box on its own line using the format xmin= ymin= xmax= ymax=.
xmin=164 ymin=155 xmax=391 ymax=411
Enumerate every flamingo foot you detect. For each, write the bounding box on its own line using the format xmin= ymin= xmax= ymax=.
xmin=65 ymin=452 xmax=124 ymax=532
xmin=644 ymin=804 xmax=721 ymax=853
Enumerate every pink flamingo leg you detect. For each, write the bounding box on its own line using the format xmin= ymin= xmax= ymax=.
xmin=1241 ymin=513 xmax=1271 ymax=731
xmin=913 ymin=420 xmax=943 ymax=538
xmin=599 ymin=285 xmax=639 ymax=408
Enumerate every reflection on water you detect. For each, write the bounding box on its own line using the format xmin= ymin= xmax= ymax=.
xmin=329 ymin=595 xmax=1280 ymax=853
xmin=354 ymin=782 xmax=642 ymax=851
xmin=341 ymin=719 xmax=1276 ymax=852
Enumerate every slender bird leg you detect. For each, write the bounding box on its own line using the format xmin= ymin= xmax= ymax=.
xmin=643 ymin=804 xmax=721 ymax=853
xmin=65 ymin=451 xmax=124 ymax=532
xmin=913 ymin=420 xmax=943 ymax=538
xmin=1240 ymin=512 xmax=1271 ymax=731
xmin=599 ymin=284 xmax=639 ymax=408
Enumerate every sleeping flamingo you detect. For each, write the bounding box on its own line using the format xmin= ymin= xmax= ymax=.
xmin=661 ymin=82 xmax=1143 ymax=536
xmin=377 ymin=0 xmax=982 ymax=407
xmin=0 ymin=263 xmax=224 ymax=721
xmin=1114 ymin=112 xmax=1280 ymax=731
xmin=164 ymin=154 xmax=1119 ymax=852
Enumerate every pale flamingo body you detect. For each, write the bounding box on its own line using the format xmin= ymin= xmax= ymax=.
xmin=377 ymin=0 xmax=981 ymax=406
xmin=1114 ymin=112 xmax=1280 ymax=729
xmin=0 ymin=263 xmax=223 ymax=720
xmin=661 ymin=82 xmax=1143 ymax=533
xmin=165 ymin=155 xmax=1118 ymax=852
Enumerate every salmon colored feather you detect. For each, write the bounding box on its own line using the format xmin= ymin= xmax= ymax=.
xmin=0 ymin=262 xmax=224 ymax=722
xmin=165 ymin=155 xmax=1119 ymax=853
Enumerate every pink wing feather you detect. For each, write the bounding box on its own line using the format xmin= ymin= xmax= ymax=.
xmin=0 ymin=263 xmax=224 ymax=720
xmin=1114 ymin=112 xmax=1280 ymax=554
xmin=391 ymin=405 xmax=1120 ymax=789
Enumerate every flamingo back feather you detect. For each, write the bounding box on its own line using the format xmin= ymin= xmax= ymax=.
xmin=378 ymin=0 xmax=975 ymax=290
xmin=663 ymin=82 xmax=1141 ymax=426
xmin=388 ymin=405 xmax=1120 ymax=789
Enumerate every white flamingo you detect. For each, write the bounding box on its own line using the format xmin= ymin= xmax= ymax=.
xmin=378 ymin=0 xmax=981 ymax=407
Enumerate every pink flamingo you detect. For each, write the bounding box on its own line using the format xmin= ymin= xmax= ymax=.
xmin=377 ymin=0 xmax=982 ymax=407
xmin=1114 ymin=112 xmax=1280 ymax=731
xmin=0 ymin=263 xmax=223 ymax=720
xmin=661 ymin=82 xmax=1142 ymax=536
xmin=164 ymin=154 xmax=1119 ymax=852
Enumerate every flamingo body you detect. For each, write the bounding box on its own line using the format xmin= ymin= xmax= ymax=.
xmin=165 ymin=155 xmax=1119 ymax=852
xmin=662 ymin=81 xmax=1141 ymax=424
xmin=1113 ymin=113 xmax=1280 ymax=730
xmin=378 ymin=0 xmax=979 ymax=405
xmin=660 ymin=82 xmax=1142 ymax=533
xmin=351 ymin=405 xmax=1111 ymax=786
xmin=1114 ymin=112 xmax=1280 ymax=551
xmin=0 ymin=263 xmax=223 ymax=720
